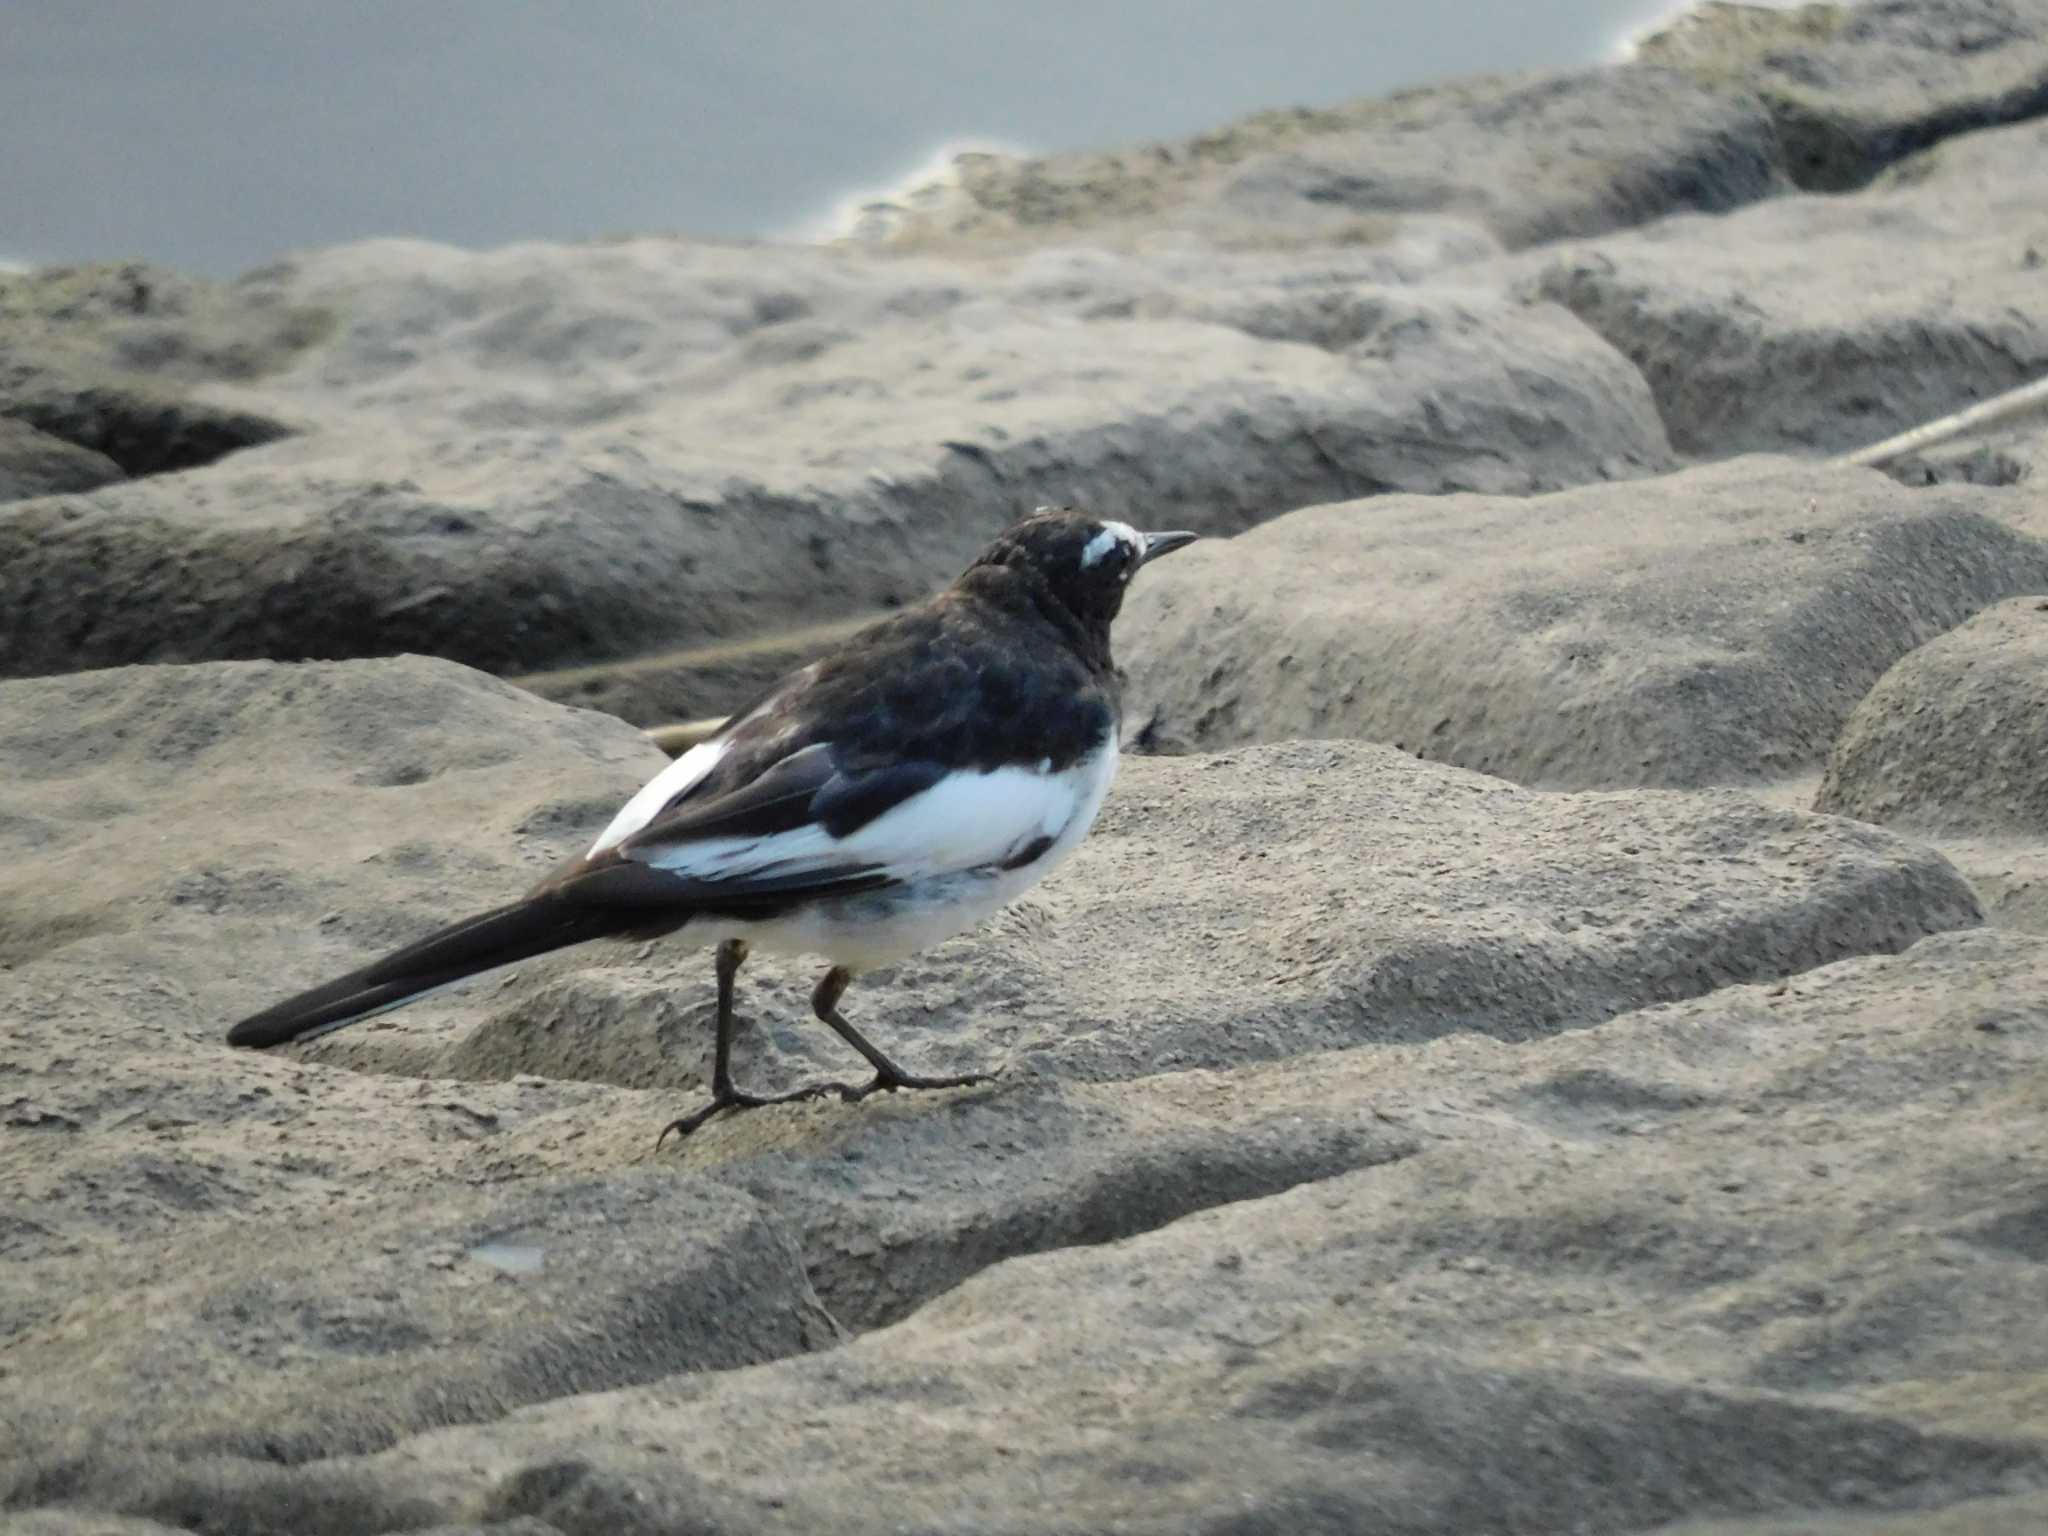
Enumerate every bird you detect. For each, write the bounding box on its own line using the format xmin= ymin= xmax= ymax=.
xmin=226 ymin=506 xmax=1198 ymax=1143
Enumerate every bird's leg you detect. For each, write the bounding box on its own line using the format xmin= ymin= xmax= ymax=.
xmin=810 ymin=966 xmax=996 ymax=1102
xmin=656 ymin=938 xmax=860 ymax=1148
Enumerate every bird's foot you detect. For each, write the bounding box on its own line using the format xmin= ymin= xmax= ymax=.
xmin=655 ymin=1067 xmax=1000 ymax=1148
xmin=655 ymin=1078 xmax=863 ymax=1149
xmin=839 ymin=1066 xmax=1000 ymax=1104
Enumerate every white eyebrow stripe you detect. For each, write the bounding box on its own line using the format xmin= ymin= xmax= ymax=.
xmin=1081 ymin=521 xmax=1140 ymax=569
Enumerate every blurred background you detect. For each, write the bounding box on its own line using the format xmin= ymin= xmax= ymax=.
xmin=6 ymin=0 xmax=1690 ymax=274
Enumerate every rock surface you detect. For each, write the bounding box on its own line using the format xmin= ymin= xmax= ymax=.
xmin=289 ymin=926 xmax=2048 ymax=1535
xmin=0 ymin=242 xmax=1670 ymax=682
xmin=0 ymin=261 xmax=311 ymax=476
xmin=1521 ymin=113 xmax=2048 ymax=458
xmin=0 ymin=655 xmax=2006 ymax=1531
xmin=1817 ymin=596 xmax=2048 ymax=835
xmin=1637 ymin=0 xmax=2048 ymax=190
xmin=0 ymin=417 xmax=123 ymax=504
xmin=1120 ymin=457 xmax=2048 ymax=787
xmin=844 ymin=60 xmax=1790 ymax=253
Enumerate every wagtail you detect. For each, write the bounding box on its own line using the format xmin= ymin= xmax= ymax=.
xmin=227 ymin=507 xmax=1198 ymax=1141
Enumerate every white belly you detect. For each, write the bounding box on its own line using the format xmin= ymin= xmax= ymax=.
xmin=698 ymin=741 xmax=1117 ymax=971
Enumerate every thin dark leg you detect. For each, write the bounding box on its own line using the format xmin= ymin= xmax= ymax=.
xmin=656 ymin=939 xmax=862 ymax=1148
xmin=810 ymin=966 xmax=996 ymax=1102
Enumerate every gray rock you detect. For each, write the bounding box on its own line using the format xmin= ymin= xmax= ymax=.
xmin=0 ymin=241 xmax=1669 ymax=681
xmin=288 ymin=732 xmax=1982 ymax=1096
xmin=1667 ymin=1491 xmax=2048 ymax=1535
xmin=1936 ymin=836 xmax=2048 ymax=939
xmin=1817 ymin=596 xmax=2048 ymax=835
xmin=0 ymin=416 xmax=124 ymax=503
xmin=840 ymin=63 xmax=1789 ymax=253
xmin=1121 ymin=457 xmax=2048 ymax=788
xmin=1522 ymin=114 xmax=2048 ymax=458
xmin=0 ymin=261 xmax=313 ymax=475
xmin=1206 ymin=65 xmax=1788 ymax=250
xmin=0 ymin=654 xmax=1991 ymax=1523
xmin=3 ymin=1163 xmax=834 ymax=1467
xmin=1637 ymin=0 xmax=2048 ymax=190
xmin=42 ymin=926 xmax=2048 ymax=1534
xmin=510 ymin=613 xmax=877 ymax=730
xmin=0 ymin=659 xmax=839 ymax=1481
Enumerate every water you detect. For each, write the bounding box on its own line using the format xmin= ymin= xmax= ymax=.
xmin=1 ymin=0 xmax=1798 ymax=277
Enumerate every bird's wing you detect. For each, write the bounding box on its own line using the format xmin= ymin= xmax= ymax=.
xmin=567 ymin=598 xmax=1115 ymax=912
xmin=585 ymin=733 xmax=729 ymax=856
xmin=621 ymin=740 xmax=1104 ymax=884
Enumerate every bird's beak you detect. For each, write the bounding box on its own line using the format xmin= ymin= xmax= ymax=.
xmin=1138 ymin=530 xmax=1200 ymax=566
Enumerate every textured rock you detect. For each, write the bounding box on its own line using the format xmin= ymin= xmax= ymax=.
xmin=0 ymin=654 xmax=1994 ymax=1526
xmin=1522 ymin=113 xmax=2048 ymax=458
xmin=1669 ymin=1492 xmax=2048 ymax=1535
xmin=1637 ymin=0 xmax=2048 ymax=190
xmin=1121 ymin=458 xmax=2048 ymax=787
xmin=1205 ymin=65 xmax=1788 ymax=251
xmin=842 ymin=63 xmax=1789 ymax=253
xmin=0 ymin=417 xmax=123 ymax=503
xmin=316 ymin=735 xmax=1983 ymax=1089
xmin=510 ymin=614 xmax=877 ymax=730
xmin=0 ymin=241 xmax=1670 ymax=682
xmin=1817 ymin=596 xmax=2048 ymax=835
xmin=32 ymin=925 xmax=2048 ymax=1534
xmin=0 ymin=261 xmax=311 ymax=475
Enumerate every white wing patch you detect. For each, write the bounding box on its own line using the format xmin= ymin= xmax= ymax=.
xmin=636 ymin=743 xmax=1118 ymax=889
xmin=1080 ymin=521 xmax=1141 ymax=570
xmin=589 ymin=737 xmax=729 ymax=855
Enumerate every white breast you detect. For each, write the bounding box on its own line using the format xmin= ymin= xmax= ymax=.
xmin=700 ymin=740 xmax=1119 ymax=969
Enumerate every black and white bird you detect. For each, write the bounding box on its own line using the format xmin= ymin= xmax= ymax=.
xmin=226 ymin=507 xmax=1197 ymax=1142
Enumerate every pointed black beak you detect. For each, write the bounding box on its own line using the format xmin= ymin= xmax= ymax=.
xmin=1138 ymin=530 xmax=1199 ymax=566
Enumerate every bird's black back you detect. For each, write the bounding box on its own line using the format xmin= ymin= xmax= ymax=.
xmin=685 ymin=523 xmax=1126 ymax=804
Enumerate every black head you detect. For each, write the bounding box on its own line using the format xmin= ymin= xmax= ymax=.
xmin=967 ymin=506 xmax=1199 ymax=633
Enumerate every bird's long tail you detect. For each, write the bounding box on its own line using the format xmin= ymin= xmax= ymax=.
xmin=225 ymin=897 xmax=637 ymax=1049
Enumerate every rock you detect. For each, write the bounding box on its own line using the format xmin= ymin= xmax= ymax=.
xmin=0 ymin=262 xmax=330 ymax=384
xmin=841 ymin=63 xmax=1788 ymax=253
xmin=1636 ymin=0 xmax=2048 ymax=191
xmin=510 ymin=613 xmax=876 ymax=730
xmin=0 ymin=261 xmax=314 ymax=475
xmin=1121 ymin=457 xmax=2048 ymax=788
xmin=0 ymin=654 xmax=1988 ymax=1515
xmin=2 ymin=1157 xmax=834 ymax=1467
xmin=1667 ymin=1492 xmax=2048 ymax=1535
xmin=315 ymin=733 xmax=1982 ymax=1090
xmin=1816 ymin=596 xmax=2048 ymax=835
xmin=1204 ymin=65 xmax=1788 ymax=251
xmin=0 ymin=658 xmax=839 ymax=1475
xmin=1522 ymin=114 xmax=2048 ymax=458
xmin=0 ymin=240 xmax=1670 ymax=682
xmin=35 ymin=925 xmax=2048 ymax=1533
xmin=0 ymin=417 xmax=124 ymax=503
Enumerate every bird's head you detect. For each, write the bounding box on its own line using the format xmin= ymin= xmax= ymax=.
xmin=968 ymin=506 xmax=1199 ymax=633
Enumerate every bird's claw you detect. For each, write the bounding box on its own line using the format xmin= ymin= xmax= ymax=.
xmin=655 ymin=1067 xmax=999 ymax=1148
xmin=654 ymin=1078 xmax=862 ymax=1148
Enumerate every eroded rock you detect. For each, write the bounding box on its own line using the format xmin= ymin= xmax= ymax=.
xmin=0 ymin=654 xmax=1994 ymax=1524
xmin=0 ymin=242 xmax=1669 ymax=682
xmin=1522 ymin=114 xmax=2048 ymax=458
xmin=1817 ymin=595 xmax=2048 ymax=835
xmin=1121 ymin=457 xmax=2048 ymax=787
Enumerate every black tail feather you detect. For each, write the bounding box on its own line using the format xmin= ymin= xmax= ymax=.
xmin=226 ymin=898 xmax=636 ymax=1049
